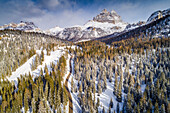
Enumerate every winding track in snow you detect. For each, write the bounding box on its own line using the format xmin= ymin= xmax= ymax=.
xmin=64 ymin=56 xmax=73 ymax=113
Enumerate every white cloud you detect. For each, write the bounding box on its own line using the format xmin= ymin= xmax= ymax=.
xmin=0 ymin=0 xmax=45 ymax=26
xmin=47 ymin=0 xmax=60 ymax=8
xmin=38 ymin=0 xmax=60 ymax=9
xmin=37 ymin=0 xmax=74 ymax=10
xmin=24 ymin=9 xmax=93 ymax=30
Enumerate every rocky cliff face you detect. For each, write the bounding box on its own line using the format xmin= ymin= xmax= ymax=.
xmin=93 ymin=9 xmax=123 ymax=24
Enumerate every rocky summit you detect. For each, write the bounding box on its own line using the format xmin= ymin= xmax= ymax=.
xmin=93 ymin=9 xmax=123 ymax=24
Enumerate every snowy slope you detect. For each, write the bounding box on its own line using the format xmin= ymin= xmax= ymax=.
xmin=46 ymin=26 xmax=64 ymax=35
xmin=7 ymin=54 xmax=36 ymax=82
xmin=8 ymin=47 xmax=65 ymax=83
xmin=95 ymin=80 xmax=124 ymax=112
xmin=84 ymin=20 xmax=127 ymax=33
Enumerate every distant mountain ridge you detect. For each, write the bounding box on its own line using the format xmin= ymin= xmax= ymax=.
xmin=0 ymin=21 xmax=42 ymax=32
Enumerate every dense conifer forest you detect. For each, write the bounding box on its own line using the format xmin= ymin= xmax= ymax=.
xmin=0 ymin=29 xmax=169 ymax=113
xmin=69 ymin=37 xmax=170 ymax=113
xmin=0 ymin=30 xmax=70 ymax=113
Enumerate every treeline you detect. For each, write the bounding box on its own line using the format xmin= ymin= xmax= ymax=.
xmin=0 ymin=54 xmax=68 ymax=113
xmin=70 ymin=37 xmax=170 ymax=113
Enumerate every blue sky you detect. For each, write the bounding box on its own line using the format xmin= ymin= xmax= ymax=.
xmin=0 ymin=0 xmax=169 ymax=30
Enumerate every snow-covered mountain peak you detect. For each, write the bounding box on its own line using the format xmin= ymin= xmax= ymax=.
xmin=110 ymin=10 xmax=117 ymax=15
xmin=93 ymin=9 xmax=123 ymax=24
xmin=45 ymin=26 xmax=63 ymax=35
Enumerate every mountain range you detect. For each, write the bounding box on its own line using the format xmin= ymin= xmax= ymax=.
xmin=0 ymin=8 xmax=169 ymax=42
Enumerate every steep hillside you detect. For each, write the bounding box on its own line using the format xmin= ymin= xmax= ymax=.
xmin=147 ymin=8 xmax=170 ymax=23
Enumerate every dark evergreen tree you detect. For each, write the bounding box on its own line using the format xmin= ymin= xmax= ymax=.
xmin=114 ymin=72 xmax=118 ymax=96
xmin=71 ymin=77 xmax=74 ymax=93
xmin=109 ymin=98 xmax=113 ymax=108
xmin=102 ymin=106 xmax=105 ymax=113
xmin=117 ymin=103 xmax=120 ymax=113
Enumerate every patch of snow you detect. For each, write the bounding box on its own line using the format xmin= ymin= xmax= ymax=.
xmin=95 ymin=79 xmax=126 ymax=112
xmin=75 ymin=39 xmax=91 ymax=43
xmin=46 ymin=26 xmax=63 ymax=35
xmin=83 ymin=21 xmax=127 ymax=32
xmin=141 ymin=84 xmax=146 ymax=93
